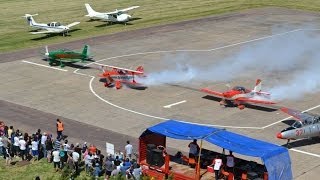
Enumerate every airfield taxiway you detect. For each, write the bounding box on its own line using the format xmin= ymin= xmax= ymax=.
xmin=1 ymin=7 xmax=320 ymax=179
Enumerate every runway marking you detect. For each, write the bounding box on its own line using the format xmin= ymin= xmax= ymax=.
xmin=89 ymin=77 xmax=168 ymax=120
xmin=290 ymin=148 xmax=320 ymax=158
xmin=262 ymin=104 xmax=320 ymax=129
xmin=22 ymin=60 xmax=68 ymax=72
xmin=164 ymin=100 xmax=187 ymax=108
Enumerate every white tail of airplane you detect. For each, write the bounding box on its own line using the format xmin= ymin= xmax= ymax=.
xmin=85 ymin=4 xmax=98 ymax=17
xmin=23 ymin=14 xmax=38 ymax=26
xmin=253 ymin=79 xmax=262 ymax=92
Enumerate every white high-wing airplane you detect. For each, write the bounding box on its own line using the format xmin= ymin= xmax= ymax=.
xmin=85 ymin=3 xmax=139 ymax=24
xmin=22 ymin=14 xmax=80 ymax=36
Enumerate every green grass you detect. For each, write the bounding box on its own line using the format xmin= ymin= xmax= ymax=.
xmin=1 ymin=0 xmax=320 ymax=53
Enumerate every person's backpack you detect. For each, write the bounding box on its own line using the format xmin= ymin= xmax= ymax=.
xmin=59 ymin=151 xmax=65 ymax=158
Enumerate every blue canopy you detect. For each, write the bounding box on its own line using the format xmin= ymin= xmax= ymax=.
xmin=146 ymin=120 xmax=293 ymax=180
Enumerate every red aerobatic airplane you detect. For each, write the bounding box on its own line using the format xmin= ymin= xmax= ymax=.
xmin=201 ymin=79 xmax=276 ymax=109
xmin=97 ymin=63 xmax=147 ymax=90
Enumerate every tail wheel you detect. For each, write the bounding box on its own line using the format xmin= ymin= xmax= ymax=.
xmin=238 ymin=105 xmax=245 ymax=110
xmin=219 ymin=100 xmax=226 ymax=106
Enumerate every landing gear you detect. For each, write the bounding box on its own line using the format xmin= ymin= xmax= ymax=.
xmin=237 ymin=105 xmax=245 ymax=110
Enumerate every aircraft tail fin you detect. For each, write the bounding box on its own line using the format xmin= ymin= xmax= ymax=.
xmin=253 ymin=79 xmax=262 ymax=92
xmin=82 ymin=45 xmax=90 ymax=57
xmin=85 ymin=3 xmax=97 ymax=16
xmin=23 ymin=14 xmax=38 ymax=26
xmin=136 ymin=66 xmax=144 ymax=73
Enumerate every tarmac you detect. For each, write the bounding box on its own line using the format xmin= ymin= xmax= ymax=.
xmin=0 ymin=7 xmax=319 ymax=179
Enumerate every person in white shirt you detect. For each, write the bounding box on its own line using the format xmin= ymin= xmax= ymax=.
xmin=13 ymin=134 xmax=20 ymax=156
xmin=52 ymin=148 xmax=61 ymax=171
xmin=125 ymin=141 xmax=133 ymax=159
xmin=41 ymin=132 xmax=47 ymax=158
xmin=84 ymin=152 xmax=94 ymax=174
xmin=18 ymin=137 xmax=27 ymax=161
xmin=212 ymin=155 xmax=223 ymax=180
xmin=0 ymin=134 xmax=3 ymax=156
xmin=72 ymin=150 xmax=80 ymax=174
xmin=31 ymin=137 xmax=39 ymax=161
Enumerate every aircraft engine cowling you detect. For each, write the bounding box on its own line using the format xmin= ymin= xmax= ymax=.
xmin=117 ymin=14 xmax=131 ymax=22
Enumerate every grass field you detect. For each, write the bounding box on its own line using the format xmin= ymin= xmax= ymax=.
xmin=1 ymin=0 xmax=320 ymax=53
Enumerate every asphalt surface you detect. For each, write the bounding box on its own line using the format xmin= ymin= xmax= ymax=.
xmin=1 ymin=7 xmax=320 ymax=179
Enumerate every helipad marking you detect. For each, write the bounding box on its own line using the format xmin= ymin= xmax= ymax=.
xmin=164 ymin=100 xmax=187 ymax=108
xmin=290 ymin=148 xmax=320 ymax=158
xmin=22 ymin=60 xmax=68 ymax=72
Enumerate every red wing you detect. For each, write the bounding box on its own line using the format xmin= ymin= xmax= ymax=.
xmin=236 ymin=97 xmax=276 ymax=105
xmin=201 ymin=88 xmax=224 ymax=97
xmin=94 ymin=63 xmax=143 ymax=74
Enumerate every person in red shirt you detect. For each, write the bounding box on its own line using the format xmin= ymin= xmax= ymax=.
xmin=88 ymin=144 xmax=97 ymax=155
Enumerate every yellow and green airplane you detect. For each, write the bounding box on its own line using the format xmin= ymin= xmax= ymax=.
xmin=44 ymin=45 xmax=93 ymax=67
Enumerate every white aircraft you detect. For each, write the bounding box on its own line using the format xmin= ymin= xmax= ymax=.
xmin=22 ymin=14 xmax=80 ymax=36
xmin=84 ymin=3 xmax=139 ymax=24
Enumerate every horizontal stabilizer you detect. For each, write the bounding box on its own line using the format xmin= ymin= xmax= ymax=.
xmin=66 ymin=22 xmax=80 ymax=28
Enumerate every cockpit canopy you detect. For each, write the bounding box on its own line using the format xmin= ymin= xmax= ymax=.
xmin=292 ymin=121 xmax=302 ymax=128
xmin=47 ymin=22 xmax=61 ymax=27
xmin=232 ymin=86 xmax=250 ymax=93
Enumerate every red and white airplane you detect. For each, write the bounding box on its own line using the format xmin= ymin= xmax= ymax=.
xmin=96 ymin=63 xmax=147 ymax=90
xmin=201 ymin=79 xmax=276 ymax=109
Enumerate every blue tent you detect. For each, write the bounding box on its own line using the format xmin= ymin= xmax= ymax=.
xmin=146 ymin=120 xmax=293 ymax=180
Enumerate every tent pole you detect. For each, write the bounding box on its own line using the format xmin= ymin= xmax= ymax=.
xmin=196 ymin=139 xmax=203 ymax=180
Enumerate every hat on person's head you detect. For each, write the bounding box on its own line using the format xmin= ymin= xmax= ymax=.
xmin=75 ymin=143 xmax=79 ymax=147
xmin=84 ymin=142 xmax=87 ymax=145
xmin=43 ymin=132 xmax=47 ymax=135
xmin=19 ymin=136 xmax=23 ymax=139
xmin=95 ymin=163 xmax=99 ymax=167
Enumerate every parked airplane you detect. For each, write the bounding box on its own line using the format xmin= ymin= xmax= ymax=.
xmin=44 ymin=45 xmax=92 ymax=67
xmin=23 ymin=14 xmax=80 ymax=36
xmin=96 ymin=63 xmax=146 ymax=90
xmin=277 ymin=107 xmax=320 ymax=145
xmin=84 ymin=3 xmax=139 ymax=24
xmin=201 ymin=79 xmax=276 ymax=109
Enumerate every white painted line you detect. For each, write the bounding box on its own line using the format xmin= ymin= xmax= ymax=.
xmin=89 ymin=77 xmax=168 ymax=120
xmin=164 ymin=100 xmax=187 ymax=108
xmin=290 ymin=148 xmax=320 ymax=158
xmin=262 ymin=104 xmax=320 ymax=129
xmin=22 ymin=60 xmax=68 ymax=72
xmin=180 ymin=120 xmax=263 ymax=129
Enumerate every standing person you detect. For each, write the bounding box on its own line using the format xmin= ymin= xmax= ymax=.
xmin=31 ymin=137 xmax=39 ymax=161
xmin=7 ymin=126 xmax=14 ymax=140
xmin=52 ymin=148 xmax=61 ymax=172
xmin=226 ymin=151 xmax=235 ymax=172
xmin=45 ymin=136 xmax=53 ymax=163
xmin=5 ymin=145 xmax=13 ymax=165
xmin=40 ymin=132 xmax=47 ymax=160
xmin=74 ymin=143 xmax=82 ymax=160
xmin=18 ymin=136 xmax=27 ymax=161
xmin=125 ymin=141 xmax=133 ymax=159
xmin=0 ymin=133 xmax=3 ymax=156
xmin=72 ymin=149 xmax=80 ymax=175
xmin=105 ymin=156 xmax=113 ymax=179
xmin=13 ymin=132 xmax=20 ymax=157
xmin=212 ymin=155 xmax=223 ymax=180
xmin=188 ymin=139 xmax=200 ymax=159
xmin=56 ymin=119 xmax=64 ymax=140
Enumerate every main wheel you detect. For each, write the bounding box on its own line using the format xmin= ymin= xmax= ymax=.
xmin=238 ymin=105 xmax=245 ymax=110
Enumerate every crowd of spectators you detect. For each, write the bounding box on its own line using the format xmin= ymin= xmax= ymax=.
xmin=0 ymin=120 xmax=142 ymax=180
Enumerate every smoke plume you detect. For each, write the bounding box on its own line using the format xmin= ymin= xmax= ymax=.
xmin=141 ymin=30 xmax=320 ymax=87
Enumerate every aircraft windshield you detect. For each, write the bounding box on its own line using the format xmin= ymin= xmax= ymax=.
xmin=292 ymin=121 xmax=302 ymax=128
xmin=232 ymin=86 xmax=246 ymax=92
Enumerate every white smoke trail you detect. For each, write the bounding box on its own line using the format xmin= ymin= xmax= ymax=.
xmin=269 ymin=59 xmax=320 ymax=100
xmin=141 ymin=30 xmax=320 ymax=86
